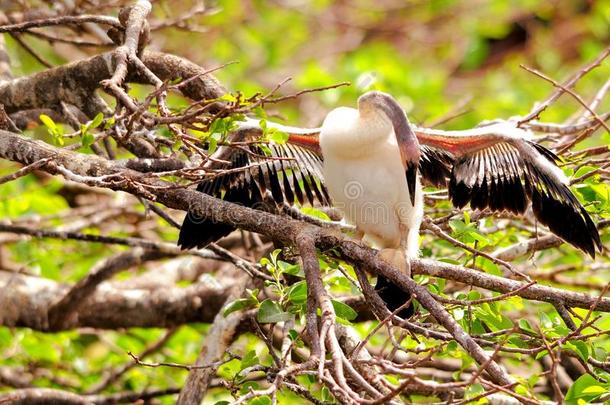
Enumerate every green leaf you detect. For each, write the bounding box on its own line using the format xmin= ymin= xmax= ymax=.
xmin=90 ymin=112 xmax=104 ymax=129
xmin=270 ymin=130 xmax=289 ymax=144
xmin=277 ymin=260 xmax=301 ymax=276
xmin=249 ymin=396 xmax=271 ymax=405
xmin=240 ymin=350 xmax=259 ymax=369
xmin=39 ymin=114 xmax=57 ymax=131
xmin=103 ymin=116 xmax=116 ymax=130
xmin=287 ymin=281 xmax=307 ymax=305
xmin=321 ymin=386 xmax=333 ymax=402
xmin=81 ymin=131 xmax=95 ymax=148
xmin=224 ymin=298 xmax=256 ymax=317
xmin=300 ymin=206 xmax=331 ymax=221
xmin=257 ymin=299 xmax=293 ymax=323
xmin=208 ymin=136 xmax=218 ymax=155
xmin=565 ymin=340 xmax=589 ymax=363
xmin=566 ymin=374 xmax=608 ymax=401
xmin=331 ymin=300 xmax=358 ymax=321
xmin=519 ymin=319 xmax=536 ymax=334
xmin=582 ymin=385 xmax=607 ymax=395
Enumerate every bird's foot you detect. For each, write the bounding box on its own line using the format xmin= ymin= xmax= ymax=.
xmin=379 ymin=248 xmax=410 ymax=278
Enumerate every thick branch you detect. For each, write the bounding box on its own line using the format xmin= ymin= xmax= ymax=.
xmin=0 ymin=51 xmax=226 ymax=117
xmin=0 ymin=271 xmax=229 ymax=330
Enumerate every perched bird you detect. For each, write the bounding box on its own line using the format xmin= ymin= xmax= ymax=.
xmin=318 ymin=91 xmax=423 ymax=317
xmin=179 ymin=91 xmax=602 ymax=318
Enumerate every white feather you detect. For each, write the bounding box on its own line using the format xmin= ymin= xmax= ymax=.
xmin=320 ymin=107 xmax=422 ymax=257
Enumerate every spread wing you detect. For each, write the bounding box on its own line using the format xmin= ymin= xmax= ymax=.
xmin=416 ymin=127 xmax=602 ymax=257
xmin=178 ymin=142 xmax=330 ymax=249
xmin=418 ymin=145 xmax=453 ymax=188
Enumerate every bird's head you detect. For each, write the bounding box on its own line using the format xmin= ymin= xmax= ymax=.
xmin=358 ymin=90 xmax=420 ymax=163
xmin=320 ymin=91 xmax=415 ymax=158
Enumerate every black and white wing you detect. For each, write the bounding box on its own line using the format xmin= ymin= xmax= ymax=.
xmin=178 ymin=141 xmax=330 ymax=249
xmin=416 ymin=125 xmax=602 ymax=257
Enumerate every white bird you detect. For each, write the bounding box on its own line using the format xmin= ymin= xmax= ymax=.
xmin=179 ymin=91 xmax=601 ymax=318
xmin=318 ymin=92 xmax=423 ymax=315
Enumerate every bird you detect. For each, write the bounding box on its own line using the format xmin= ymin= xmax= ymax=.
xmin=178 ymin=90 xmax=602 ymax=318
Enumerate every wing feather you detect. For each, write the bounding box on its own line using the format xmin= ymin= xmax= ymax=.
xmin=428 ymin=139 xmax=601 ymax=257
xmin=178 ymin=142 xmax=330 ymax=249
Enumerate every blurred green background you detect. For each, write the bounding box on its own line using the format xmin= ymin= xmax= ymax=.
xmin=1 ymin=0 xmax=610 ymax=403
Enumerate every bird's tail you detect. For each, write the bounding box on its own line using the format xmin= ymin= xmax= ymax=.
xmin=374 ymin=275 xmax=414 ymax=319
xmin=375 ymin=247 xmax=414 ymax=318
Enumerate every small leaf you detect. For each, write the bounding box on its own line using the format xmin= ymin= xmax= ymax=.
xmin=565 ymin=340 xmax=589 ymax=363
xmin=39 ymin=114 xmax=57 ymax=131
xmin=257 ymin=299 xmax=293 ymax=323
xmin=250 ymin=396 xmax=272 ymax=405
xmin=90 ymin=112 xmax=104 ymax=129
xmin=519 ymin=319 xmax=536 ymax=334
xmin=103 ymin=116 xmax=116 ymax=130
xmin=566 ymin=374 xmax=607 ymax=401
xmin=270 ymin=130 xmax=289 ymax=144
xmin=582 ymin=385 xmax=606 ymax=395
xmin=81 ymin=132 xmax=95 ymax=148
xmin=208 ymin=136 xmax=218 ymax=155
xmin=240 ymin=350 xmax=259 ymax=369
xmin=223 ymin=298 xmax=256 ymax=317
xmin=287 ymin=281 xmax=307 ymax=305
xmin=331 ymin=300 xmax=358 ymax=321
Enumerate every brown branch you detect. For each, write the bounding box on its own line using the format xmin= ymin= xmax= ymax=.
xmin=0 ymin=387 xmax=180 ymax=405
xmin=0 ymin=270 xmax=230 ymax=330
xmin=87 ymin=328 xmax=178 ymax=394
xmin=0 ymin=15 xmax=123 ymax=33
xmin=47 ymin=248 xmax=169 ymax=330
xmin=520 ymin=64 xmax=610 ymax=134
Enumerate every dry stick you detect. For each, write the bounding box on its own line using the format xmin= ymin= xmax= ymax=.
xmin=0 ymin=157 xmax=52 ymax=185
xmin=413 ymin=258 xmax=610 ymax=311
xmin=580 ymin=76 xmax=610 ymax=121
xmin=264 ymin=81 xmax=351 ymax=104
xmin=87 ymin=328 xmax=178 ymax=394
xmin=101 ymin=0 xmax=152 ymax=113
xmin=0 ymin=15 xmax=123 ymax=33
xmin=0 ymin=387 xmax=181 ymax=404
xmin=8 ymin=33 xmax=53 ymax=68
xmin=25 ymin=29 xmax=113 ymax=47
xmin=527 ymin=111 xmax=610 ymax=134
xmin=0 ymin=222 xmax=215 ymax=257
xmin=422 ymin=218 xmax=530 ymax=281
xmin=433 ymin=280 xmax=537 ymax=307
xmin=0 ymin=222 xmax=269 ymax=281
xmin=518 ymin=45 xmax=610 ymax=124
xmin=127 ymin=350 xmax=239 ymax=371
xmin=47 ymin=248 xmax=169 ymax=330
xmin=538 ymin=326 xmax=564 ymax=404
xmin=520 ymin=64 xmax=610 ymax=134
